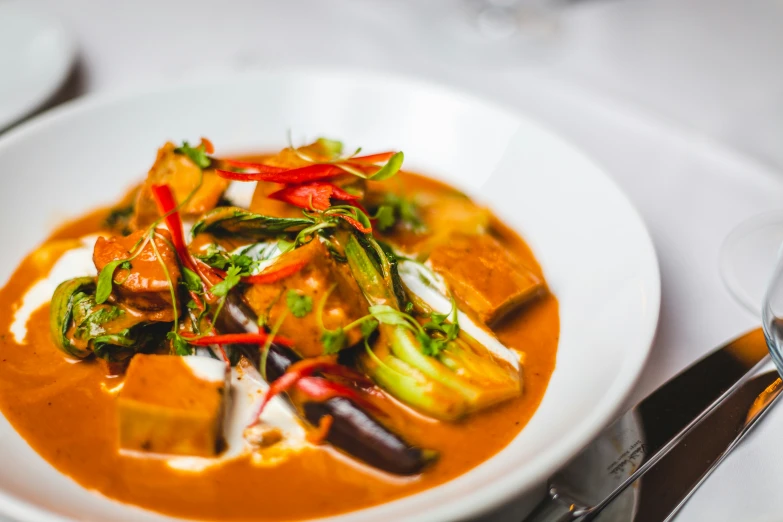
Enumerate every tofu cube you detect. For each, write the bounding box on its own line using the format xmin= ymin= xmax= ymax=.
xmin=118 ymin=355 xmax=229 ymax=457
xmin=429 ymin=233 xmax=545 ymax=326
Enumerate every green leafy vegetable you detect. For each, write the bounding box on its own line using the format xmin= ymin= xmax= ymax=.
xmin=74 ymin=304 xmax=124 ymax=341
xmin=50 ymin=277 xmax=160 ymax=362
xmin=197 ymin=247 xmax=259 ymax=275
xmin=286 ymin=290 xmax=313 ymax=318
xmin=50 ymin=278 xmax=97 ymax=358
xmin=375 ymin=205 xmax=396 ymax=231
xmin=95 ymin=259 xmax=130 ymax=304
xmin=321 ymin=328 xmax=347 ymax=354
xmin=181 ymin=267 xmax=203 ymax=292
xmin=210 ymin=265 xmax=242 ymax=297
xmin=167 ymin=331 xmax=194 ymax=356
xmin=374 ymin=192 xmax=423 ymax=232
xmin=192 ymin=207 xmax=312 ymax=238
xmin=175 ymin=141 xmax=211 ymax=169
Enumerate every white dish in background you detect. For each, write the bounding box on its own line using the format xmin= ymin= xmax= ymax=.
xmin=0 ymin=71 xmax=660 ymax=521
xmin=0 ymin=1 xmax=76 ymax=131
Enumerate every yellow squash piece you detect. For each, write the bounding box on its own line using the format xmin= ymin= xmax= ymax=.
xmin=117 ymin=354 xmax=228 ymax=457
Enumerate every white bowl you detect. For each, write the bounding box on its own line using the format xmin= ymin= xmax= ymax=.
xmin=0 ymin=70 xmax=660 ymax=521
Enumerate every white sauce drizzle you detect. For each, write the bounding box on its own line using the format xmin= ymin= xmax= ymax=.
xmin=11 ymin=235 xmax=99 ymax=344
xmin=165 ymin=362 xmax=307 ymax=472
xmin=398 ymin=259 xmax=521 ymax=371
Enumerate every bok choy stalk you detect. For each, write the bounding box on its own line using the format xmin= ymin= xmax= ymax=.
xmin=344 ymin=234 xmax=521 ymax=421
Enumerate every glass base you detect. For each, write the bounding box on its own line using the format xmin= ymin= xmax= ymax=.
xmin=719 ymin=210 xmax=783 ymax=317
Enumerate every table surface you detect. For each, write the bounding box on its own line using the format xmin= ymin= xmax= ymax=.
xmin=8 ymin=0 xmax=783 ymax=520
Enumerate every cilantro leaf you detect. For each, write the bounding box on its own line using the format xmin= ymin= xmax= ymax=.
xmin=196 ymin=246 xmax=231 ymax=270
xmin=197 ymin=247 xmax=259 ymax=276
xmin=230 ymin=253 xmax=256 ymax=273
xmin=360 ymin=318 xmax=379 ymax=339
xmin=210 ymin=265 xmax=242 ymax=297
xmin=375 ymin=192 xmax=423 ymax=232
xmin=286 ymin=290 xmax=312 ymax=318
xmin=418 ymin=331 xmax=446 ymax=357
xmin=167 ymin=332 xmax=193 ymax=356
xmin=417 ymin=303 xmax=460 ymax=358
xmin=181 ymin=267 xmax=203 ymax=292
xmin=321 ymin=328 xmax=347 ymax=354
xmin=175 ymin=141 xmax=211 ymax=169
xmin=375 ymin=205 xmax=396 ymax=231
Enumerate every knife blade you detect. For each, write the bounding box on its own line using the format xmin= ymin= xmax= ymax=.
xmin=624 ymin=370 xmax=783 ymax=522
xmin=524 ymin=327 xmax=771 ymax=522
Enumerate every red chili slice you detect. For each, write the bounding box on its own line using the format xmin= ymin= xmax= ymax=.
xmin=184 ymin=332 xmax=294 ymax=348
xmin=268 ymin=182 xmax=360 ymax=211
xmin=337 ymin=214 xmax=372 ymax=233
xmin=295 ymin=377 xmax=377 ymax=411
xmin=217 ymin=163 xmax=344 ymax=184
xmin=250 ymin=358 xmax=375 ymax=422
xmin=150 ymin=184 xmax=198 ymax=273
xmin=243 ymin=259 xmax=307 ymax=284
xmin=287 ymin=356 xmax=373 ymax=385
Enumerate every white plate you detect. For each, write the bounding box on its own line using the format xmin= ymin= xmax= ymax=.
xmin=0 ymin=1 xmax=76 ymax=131
xmin=0 ymin=71 xmax=660 ymax=521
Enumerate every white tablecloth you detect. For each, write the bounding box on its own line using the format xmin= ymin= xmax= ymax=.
xmin=13 ymin=0 xmax=783 ymax=520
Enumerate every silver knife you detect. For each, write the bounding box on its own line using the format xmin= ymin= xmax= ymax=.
xmin=525 ymin=327 xmax=772 ymax=521
xmin=624 ymin=370 xmax=782 ymax=521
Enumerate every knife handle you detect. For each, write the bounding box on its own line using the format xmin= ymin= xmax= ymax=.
xmin=524 ymin=487 xmax=588 ymax=522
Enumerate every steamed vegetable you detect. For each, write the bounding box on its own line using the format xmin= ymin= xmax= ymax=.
xmin=50 ymin=277 xmax=165 ymax=362
xmin=191 ymin=207 xmax=312 ymax=238
xmin=50 ymin=277 xmax=95 ymax=358
xmin=344 ymin=234 xmax=521 ymax=420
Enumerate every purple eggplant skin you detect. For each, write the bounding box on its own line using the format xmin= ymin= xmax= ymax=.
xmin=217 ymin=293 xmax=437 ymax=476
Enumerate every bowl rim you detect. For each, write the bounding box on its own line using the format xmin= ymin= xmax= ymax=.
xmin=0 ymin=68 xmax=661 ymax=522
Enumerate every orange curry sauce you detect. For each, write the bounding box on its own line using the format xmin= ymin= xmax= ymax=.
xmin=0 ymin=172 xmax=558 ymax=521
